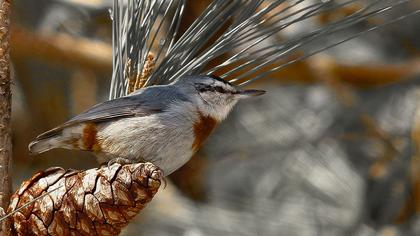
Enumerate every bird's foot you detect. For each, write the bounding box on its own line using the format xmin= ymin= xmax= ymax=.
xmin=162 ymin=177 xmax=167 ymax=189
xmin=107 ymin=157 xmax=134 ymax=169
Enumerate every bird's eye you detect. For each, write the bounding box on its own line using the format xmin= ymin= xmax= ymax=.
xmin=214 ymin=86 xmax=225 ymax=93
xmin=196 ymin=83 xmax=212 ymax=92
xmin=195 ymin=83 xmax=229 ymax=94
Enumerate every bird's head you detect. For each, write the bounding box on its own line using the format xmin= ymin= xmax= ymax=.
xmin=175 ymin=75 xmax=265 ymax=121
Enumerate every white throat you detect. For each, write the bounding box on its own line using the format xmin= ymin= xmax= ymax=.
xmin=195 ymin=96 xmax=237 ymax=122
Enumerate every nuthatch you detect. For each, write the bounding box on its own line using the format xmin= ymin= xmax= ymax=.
xmin=28 ymin=75 xmax=265 ymax=176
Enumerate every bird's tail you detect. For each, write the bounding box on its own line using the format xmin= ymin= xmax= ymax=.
xmin=28 ymin=124 xmax=69 ymax=155
xmin=28 ymin=136 xmax=62 ymax=155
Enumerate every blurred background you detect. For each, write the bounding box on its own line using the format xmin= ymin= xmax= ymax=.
xmin=10 ymin=0 xmax=420 ymax=235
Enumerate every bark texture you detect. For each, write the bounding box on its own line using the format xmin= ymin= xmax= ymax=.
xmin=6 ymin=162 xmax=162 ymax=235
xmin=0 ymin=0 xmax=12 ymax=229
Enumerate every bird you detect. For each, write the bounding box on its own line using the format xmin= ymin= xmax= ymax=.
xmin=28 ymin=75 xmax=265 ymax=176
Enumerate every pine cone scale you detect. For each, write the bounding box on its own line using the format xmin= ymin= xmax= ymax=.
xmin=7 ymin=162 xmax=162 ymax=235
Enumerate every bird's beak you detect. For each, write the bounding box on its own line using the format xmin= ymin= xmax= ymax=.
xmin=235 ymin=89 xmax=266 ymax=98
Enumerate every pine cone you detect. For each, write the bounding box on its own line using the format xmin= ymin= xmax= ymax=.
xmin=6 ymin=162 xmax=162 ymax=235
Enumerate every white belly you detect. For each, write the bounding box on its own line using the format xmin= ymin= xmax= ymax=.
xmin=95 ymin=113 xmax=195 ymax=176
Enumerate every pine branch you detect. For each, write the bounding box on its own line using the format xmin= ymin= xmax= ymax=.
xmin=109 ymin=0 xmax=420 ymax=99
xmin=3 ymin=162 xmax=162 ymax=235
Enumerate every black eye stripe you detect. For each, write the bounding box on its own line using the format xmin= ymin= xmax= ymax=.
xmin=196 ymin=83 xmax=212 ymax=92
xmin=196 ymin=84 xmax=229 ymax=93
xmin=214 ymin=86 xmax=225 ymax=93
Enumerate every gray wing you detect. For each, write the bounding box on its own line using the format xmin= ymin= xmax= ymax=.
xmin=35 ymin=85 xmax=190 ymax=139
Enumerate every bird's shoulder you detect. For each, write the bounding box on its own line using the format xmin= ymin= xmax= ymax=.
xmin=72 ymin=85 xmax=190 ymax=121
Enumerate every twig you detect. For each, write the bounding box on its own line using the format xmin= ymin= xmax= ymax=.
xmin=0 ymin=0 xmax=12 ymax=233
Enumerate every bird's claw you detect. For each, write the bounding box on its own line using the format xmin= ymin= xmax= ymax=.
xmin=107 ymin=157 xmax=134 ymax=170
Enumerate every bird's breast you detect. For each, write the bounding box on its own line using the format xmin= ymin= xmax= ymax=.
xmin=192 ymin=112 xmax=218 ymax=152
